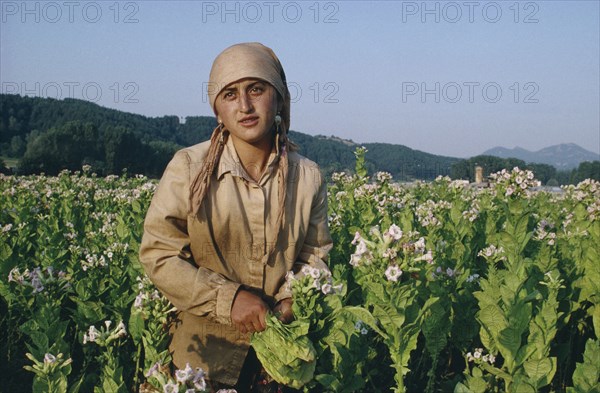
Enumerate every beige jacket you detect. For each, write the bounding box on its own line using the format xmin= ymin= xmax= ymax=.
xmin=139 ymin=137 xmax=332 ymax=385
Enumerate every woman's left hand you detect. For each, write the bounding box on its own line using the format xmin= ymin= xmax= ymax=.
xmin=273 ymin=298 xmax=294 ymax=324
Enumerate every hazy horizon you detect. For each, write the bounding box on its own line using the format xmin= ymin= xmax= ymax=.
xmin=2 ymin=1 xmax=599 ymax=157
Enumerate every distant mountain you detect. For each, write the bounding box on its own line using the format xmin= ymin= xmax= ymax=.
xmin=482 ymin=144 xmax=599 ymax=170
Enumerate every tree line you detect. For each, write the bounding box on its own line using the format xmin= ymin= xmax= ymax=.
xmin=1 ymin=94 xmax=597 ymax=183
xmin=0 ymin=94 xmax=458 ymax=180
xmin=450 ymin=155 xmax=600 ymax=185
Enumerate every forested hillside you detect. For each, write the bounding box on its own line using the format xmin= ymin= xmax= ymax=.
xmin=0 ymin=94 xmax=459 ymax=179
xmin=2 ymin=94 xmax=596 ymax=183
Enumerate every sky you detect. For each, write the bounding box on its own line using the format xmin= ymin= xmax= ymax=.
xmin=1 ymin=0 xmax=599 ymax=158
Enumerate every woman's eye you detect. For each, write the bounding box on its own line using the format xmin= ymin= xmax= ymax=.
xmin=250 ymin=86 xmax=264 ymax=95
xmin=223 ymin=92 xmax=236 ymax=100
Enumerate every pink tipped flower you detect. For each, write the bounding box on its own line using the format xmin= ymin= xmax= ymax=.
xmin=355 ymin=240 xmax=368 ymax=256
xmin=44 ymin=353 xmax=56 ymax=365
xmin=385 ymin=265 xmax=402 ymax=282
xmin=384 ymin=224 xmax=403 ymax=241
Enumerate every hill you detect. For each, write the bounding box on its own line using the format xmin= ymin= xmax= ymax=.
xmin=482 ymin=144 xmax=599 ymax=170
xmin=0 ymin=94 xmax=458 ymax=179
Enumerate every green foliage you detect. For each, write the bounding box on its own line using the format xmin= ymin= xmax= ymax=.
xmin=2 ymin=149 xmax=599 ymax=392
xmin=451 ymin=155 xmax=527 ymax=181
xmin=452 ymin=154 xmax=599 ymax=186
xmin=566 ymin=339 xmax=600 ymax=393
xmin=0 ymin=169 xmax=174 ymax=392
xmin=1 ymin=94 xmax=458 ymax=180
xmin=0 ymin=156 xmax=10 ymax=174
xmin=252 ymin=315 xmax=317 ymax=389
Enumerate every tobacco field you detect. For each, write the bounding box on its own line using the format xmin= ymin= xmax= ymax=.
xmin=1 ymin=148 xmax=599 ymax=392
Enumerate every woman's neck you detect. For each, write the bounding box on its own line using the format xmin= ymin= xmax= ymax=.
xmin=231 ymin=137 xmax=273 ymax=182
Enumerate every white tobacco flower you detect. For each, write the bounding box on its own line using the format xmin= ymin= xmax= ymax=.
xmin=115 ymin=321 xmax=127 ymax=337
xmin=134 ymin=294 xmax=145 ymax=309
xmin=382 ymin=248 xmax=397 ymax=259
xmin=414 ymin=250 xmax=434 ymax=264
xmin=175 ymin=363 xmax=194 ymax=383
xmin=349 ymin=254 xmax=361 ymax=267
xmin=355 ymin=240 xmax=368 ymax=255
xmin=413 ymin=237 xmax=426 ymax=253
xmin=376 ymin=171 xmax=392 ymax=182
xmin=44 ymin=353 xmax=56 ymax=365
xmin=384 ymin=224 xmax=403 ymax=241
xmin=145 ymin=362 xmax=160 ymax=377
xmin=163 ymin=383 xmax=178 ymax=393
xmin=309 ymin=268 xmax=321 ymax=279
xmin=193 ymin=367 xmax=207 ymax=390
xmin=515 ymin=176 xmax=523 ymax=184
xmin=83 ymin=325 xmax=100 ymax=344
xmin=385 ymin=265 xmax=402 ymax=282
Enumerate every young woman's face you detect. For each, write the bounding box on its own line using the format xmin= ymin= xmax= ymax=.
xmin=215 ymin=78 xmax=279 ymax=149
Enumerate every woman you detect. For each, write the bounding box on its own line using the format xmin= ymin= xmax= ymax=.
xmin=139 ymin=42 xmax=332 ymax=390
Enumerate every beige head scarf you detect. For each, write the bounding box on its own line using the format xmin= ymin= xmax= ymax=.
xmin=207 ymin=42 xmax=290 ymax=133
xmin=189 ymin=43 xmax=294 ymax=260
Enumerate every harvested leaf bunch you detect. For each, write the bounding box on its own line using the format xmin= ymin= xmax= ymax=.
xmin=251 ymin=314 xmax=316 ymax=389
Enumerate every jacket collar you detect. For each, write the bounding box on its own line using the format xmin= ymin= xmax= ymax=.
xmin=216 ymin=136 xmax=279 ymax=183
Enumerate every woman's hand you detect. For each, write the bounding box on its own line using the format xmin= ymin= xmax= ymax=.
xmin=230 ymin=289 xmax=269 ymax=334
xmin=273 ymin=298 xmax=294 ymax=324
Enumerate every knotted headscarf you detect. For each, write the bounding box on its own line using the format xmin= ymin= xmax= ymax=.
xmin=207 ymin=42 xmax=290 ymax=132
xmin=189 ymin=43 xmax=293 ymax=260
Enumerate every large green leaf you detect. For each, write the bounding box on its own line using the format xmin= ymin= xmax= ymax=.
xmin=523 ymin=357 xmax=556 ymax=388
xmin=477 ymin=304 xmax=508 ymax=338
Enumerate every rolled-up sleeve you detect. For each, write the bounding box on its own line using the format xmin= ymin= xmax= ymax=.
xmin=274 ymin=168 xmax=333 ymax=302
xmin=139 ymin=150 xmax=240 ymax=325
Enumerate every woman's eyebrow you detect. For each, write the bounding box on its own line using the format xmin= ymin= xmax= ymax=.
xmin=247 ymin=81 xmax=265 ymax=88
xmin=221 ymin=86 xmax=238 ymax=94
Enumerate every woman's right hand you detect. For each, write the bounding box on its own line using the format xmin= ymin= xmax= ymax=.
xmin=230 ymin=289 xmax=269 ymax=334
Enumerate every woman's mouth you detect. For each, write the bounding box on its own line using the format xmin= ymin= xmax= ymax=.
xmin=239 ymin=116 xmax=259 ymax=127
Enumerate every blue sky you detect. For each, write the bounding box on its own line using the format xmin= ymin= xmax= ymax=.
xmin=1 ymin=0 xmax=599 ymax=158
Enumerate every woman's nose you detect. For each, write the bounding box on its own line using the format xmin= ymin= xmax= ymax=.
xmin=238 ymin=92 xmax=253 ymax=113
